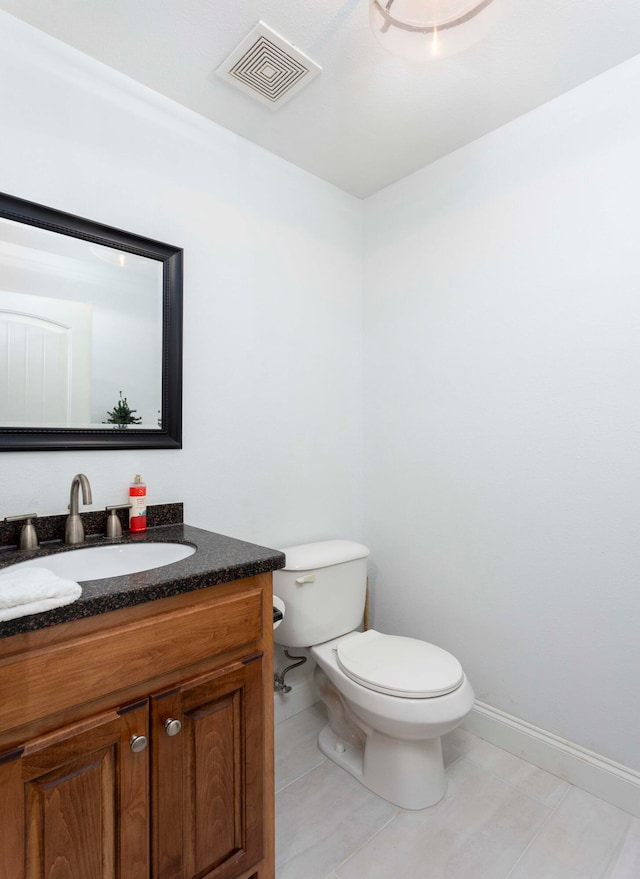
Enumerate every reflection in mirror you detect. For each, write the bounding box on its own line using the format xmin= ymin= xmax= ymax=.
xmin=0 ymin=193 xmax=182 ymax=451
xmin=0 ymin=219 xmax=163 ymax=428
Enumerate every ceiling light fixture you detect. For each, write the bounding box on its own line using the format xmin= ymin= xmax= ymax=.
xmin=370 ymin=0 xmax=496 ymax=61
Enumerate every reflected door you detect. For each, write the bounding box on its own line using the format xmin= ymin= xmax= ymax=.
xmin=0 ymin=292 xmax=91 ymax=426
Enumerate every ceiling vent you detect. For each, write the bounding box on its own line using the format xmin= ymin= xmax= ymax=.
xmin=216 ymin=21 xmax=322 ymax=109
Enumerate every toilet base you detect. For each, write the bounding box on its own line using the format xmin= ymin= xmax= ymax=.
xmin=317 ymin=723 xmax=447 ymax=810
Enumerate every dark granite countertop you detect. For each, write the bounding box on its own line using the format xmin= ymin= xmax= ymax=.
xmin=0 ymin=524 xmax=285 ymax=640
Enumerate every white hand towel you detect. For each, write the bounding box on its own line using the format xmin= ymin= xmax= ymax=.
xmin=0 ymin=566 xmax=82 ymax=622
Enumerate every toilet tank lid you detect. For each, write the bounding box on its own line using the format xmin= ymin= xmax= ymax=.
xmin=280 ymin=540 xmax=370 ymax=571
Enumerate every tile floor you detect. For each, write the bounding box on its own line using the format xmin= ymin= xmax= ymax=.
xmin=275 ymin=704 xmax=640 ymax=879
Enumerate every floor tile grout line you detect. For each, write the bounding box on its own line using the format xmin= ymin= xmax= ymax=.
xmin=441 ymin=751 xmax=466 ymax=776
xmin=274 ymin=754 xmax=328 ymax=795
xmin=501 ymin=783 xmax=573 ymax=879
xmin=452 ymin=729 xmax=574 ymax=807
xmin=459 ymin=750 xmax=569 ymax=808
xmin=326 ymin=750 xmax=523 ymax=878
xmin=331 ymin=809 xmax=402 ymax=879
xmin=600 ymin=813 xmax=636 ymax=879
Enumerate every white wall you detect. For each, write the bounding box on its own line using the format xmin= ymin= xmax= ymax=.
xmin=3 ymin=9 xmax=639 ymax=777
xmin=0 ymin=12 xmax=364 ymax=549
xmin=364 ymin=55 xmax=640 ymax=771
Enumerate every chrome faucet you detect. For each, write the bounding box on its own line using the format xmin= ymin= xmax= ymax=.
xmin=65 ymin=473 xmax=93 ymax=545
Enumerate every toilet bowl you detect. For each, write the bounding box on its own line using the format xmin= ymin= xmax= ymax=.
xmin=311 ymin=631 xmax=475 ymax=809
xmin=273 ymin=540 xmax=475 ymax=810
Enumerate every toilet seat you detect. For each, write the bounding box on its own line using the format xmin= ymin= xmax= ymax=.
xmin=336 ymin=629 xmax=464 ymax=699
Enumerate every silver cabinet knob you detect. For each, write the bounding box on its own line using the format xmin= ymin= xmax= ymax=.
xmin=164 ymin=718 xmax=182 ymax=737
xmin=130 ymin=734 xmax=148 ymax=753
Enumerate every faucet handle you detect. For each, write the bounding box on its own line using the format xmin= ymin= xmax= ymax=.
xmin=4 ymin=514 xmax=39 ymax=550
xmin=105 ymin=505 xmax=131 ymax=539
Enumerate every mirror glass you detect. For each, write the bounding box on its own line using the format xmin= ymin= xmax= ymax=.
xmin=0 ymin=193 xmax=182 ymax=451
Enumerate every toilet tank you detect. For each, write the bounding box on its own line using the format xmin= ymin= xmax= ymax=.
xmin=273 ymin=540 xmax=370 ymax=648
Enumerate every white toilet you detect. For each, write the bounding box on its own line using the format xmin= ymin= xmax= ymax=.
xmin=273 ymin=539 xmax=475 ymax=810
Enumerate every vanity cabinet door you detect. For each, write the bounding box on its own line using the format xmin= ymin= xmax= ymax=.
xmin=0 ymin=701 xmax=149 ymax=879
xmin=151 ymin=655 xmax=264 ymax=879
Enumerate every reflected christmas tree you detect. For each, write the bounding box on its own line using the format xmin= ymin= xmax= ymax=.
xmin=103 ymin=392 xmax=142 ymax=429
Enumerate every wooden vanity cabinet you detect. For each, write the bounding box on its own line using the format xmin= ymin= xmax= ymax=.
xmin=0 ymin=701 xmax=150 ymax=879
xmin=151 ymin=655 xmax=264 ymax=879
xmin=0 ymin=573 xmax=275 ymax=879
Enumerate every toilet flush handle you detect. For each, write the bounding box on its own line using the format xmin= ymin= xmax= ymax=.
xmin=295 ymin=574 xmax=315 ymax=585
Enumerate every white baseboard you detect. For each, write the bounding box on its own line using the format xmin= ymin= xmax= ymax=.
xmin=274 ymin=678 xmax=318 ymax=725
xmin=463 ymin=701 xmax=640 ymax=818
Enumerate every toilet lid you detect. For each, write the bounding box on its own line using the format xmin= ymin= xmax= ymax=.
xmin=336 ymin=630 xmax=464 ymax=699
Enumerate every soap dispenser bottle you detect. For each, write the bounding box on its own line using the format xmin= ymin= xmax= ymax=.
xmin=129 ymin=475 xmax=147 ymax=532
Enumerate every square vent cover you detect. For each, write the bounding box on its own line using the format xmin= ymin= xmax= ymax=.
xmin=216 ymin=21 xmax=322 ymax=109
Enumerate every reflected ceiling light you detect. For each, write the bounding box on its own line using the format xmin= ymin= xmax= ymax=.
xmin=370 ymin=0 xmax=496 ymax=61
xmin=89 ymin=244 xmax=153 ymax=271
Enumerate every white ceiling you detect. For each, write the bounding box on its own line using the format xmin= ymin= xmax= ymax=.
xmin=1 ymin=0 xmax=640 ymax=198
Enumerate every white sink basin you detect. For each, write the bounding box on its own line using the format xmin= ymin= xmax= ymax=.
xmin=6 ymin=542 xmax=196 ymax=581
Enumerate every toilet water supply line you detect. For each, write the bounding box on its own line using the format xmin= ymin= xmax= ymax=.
xmin=274 ymin=649 xmax=307 ymax=693
xmin=273 ymin=571 xmax=314 ymax=692
xmin=273 ymin=574 xmax=370 ymax=692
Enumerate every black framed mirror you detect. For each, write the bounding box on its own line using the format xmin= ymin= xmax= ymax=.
xmin=0 ymin=192 xmax=182 ymax=451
